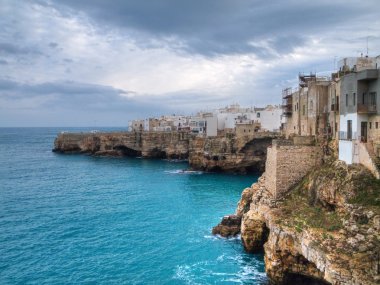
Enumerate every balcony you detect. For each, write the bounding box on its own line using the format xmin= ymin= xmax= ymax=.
xmin=282 ymin=104 xmax=293 ymax=116
xmin=330 ymin=102 xmax=339 ymax=112
xmin=357 ymin=69 xmax=378 ymax=81
xmin=357 ymin=103 xmax=377 ymax=114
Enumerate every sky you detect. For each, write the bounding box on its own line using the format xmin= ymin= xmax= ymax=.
xmin=1 ymin=0 xmax=380 ymax=127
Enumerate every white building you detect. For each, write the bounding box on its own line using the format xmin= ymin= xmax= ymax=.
xmin=129 ymin=119 xmax=144 ymax=132
xmin=256 ymin=105 xmax=283 ymax=132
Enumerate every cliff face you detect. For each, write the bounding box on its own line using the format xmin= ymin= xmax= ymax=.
xmin=189 ymin=135 xmax=274 ymax=173
xmin=54 ymin=132 xmax=277 ymax=173
xmin=53 ymin=132 xmax=190 ymax=159
xmin=214 ymin=161 xmax=380 ymax=285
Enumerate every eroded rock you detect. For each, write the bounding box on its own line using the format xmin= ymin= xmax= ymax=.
xmin=212 ymin=215 xmax=241 ymax=237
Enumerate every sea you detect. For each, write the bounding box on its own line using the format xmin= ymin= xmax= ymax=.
xmin=0 ymin=127 xmax=267 ymax=285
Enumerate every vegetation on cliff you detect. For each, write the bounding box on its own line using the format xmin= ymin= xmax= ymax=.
xmin=214 ymin=156 xmax=380 ymax=284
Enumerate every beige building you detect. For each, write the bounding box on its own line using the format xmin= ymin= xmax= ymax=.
xmin=235 ymin=121 xmax=261 ymax=137
xmin=327 ymin=78 xmax=341 ymax=139
xmin=282 ymin=74 xmax=331 ymax=139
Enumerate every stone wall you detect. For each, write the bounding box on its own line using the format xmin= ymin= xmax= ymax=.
xmin=357 ymin=142 xmax=380 ymax=179
xmin=265 ymin=139 xmax=322 ymax=199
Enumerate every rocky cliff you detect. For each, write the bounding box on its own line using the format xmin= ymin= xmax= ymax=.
xmin=53 ymin=132 xmax=190 ymax=159
xmin=189 ymin=134 xmax=275 ymax=173
xmin=53 ymin=132 xmax=277 ymax=173
xmin=214 ymin=160 xmax=380 ymax=284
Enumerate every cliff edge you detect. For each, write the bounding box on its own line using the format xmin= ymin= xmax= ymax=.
xmin=214 ymin=153 xmax=380 ymax=284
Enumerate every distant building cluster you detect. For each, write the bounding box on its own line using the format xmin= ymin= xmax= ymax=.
xmin=282 ymin=55 xmax=380 ymax=173
xmin=128 ymin=54 xmax=380 ymax=176
xmin=128 ymin=104 xmax=282 ymax=137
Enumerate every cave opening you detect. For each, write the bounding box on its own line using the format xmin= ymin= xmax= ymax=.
xmin=258 ymin=223 xmax=270 ymax=252
xmin=149 ymin=148 xmax=167 ymax=158
xmin=209 ymin=166 xmax=223 ymax=173
xmin=245 ymin=162 xmax=265 ymax=175
xmin=113 ymin=145 xmax=141 ymax=157
xmin=283 ymin=273 xmax=331 ymax=285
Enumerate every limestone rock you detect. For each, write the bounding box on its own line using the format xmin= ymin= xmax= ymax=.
xmin=212 ymin=215 xmax=241 ymax=237
xmin=214 ymin=160 xmax=380 ymax=285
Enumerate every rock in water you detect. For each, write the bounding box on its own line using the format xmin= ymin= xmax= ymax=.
xmin=212 ymin=215 xmax=241 ymax=237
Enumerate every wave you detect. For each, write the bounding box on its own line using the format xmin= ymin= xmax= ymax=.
xmin=165 ymin=169 xmax=204 ymax=175
xmin=204 ymin=234 xmax=241 ymax=241
xmin=173 ymin=258 xmax=267 ymax=285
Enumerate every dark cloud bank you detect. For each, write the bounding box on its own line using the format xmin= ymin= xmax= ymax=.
xmin=1 ymin=0 xmax=380 ymax=126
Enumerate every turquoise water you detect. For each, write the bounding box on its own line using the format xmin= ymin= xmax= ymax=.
xmin=0 ymin=128 xmax=267 ymax=284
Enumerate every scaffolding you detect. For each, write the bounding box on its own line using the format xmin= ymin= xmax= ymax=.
xmin=282 ymin=87 xmax=293 ymax=116
xmin=299 ymin=72 xmax=316 ymax=88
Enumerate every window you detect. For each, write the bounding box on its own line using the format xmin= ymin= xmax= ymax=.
xmin=346 ymin=94 xmax=348 ymax=106
xmin=353 ymin=93 xmax=356 ymax=105
xmin=257 ymin=112 xmax=260 ymax=118
xmin=302 ymin=105 xmax=305 ymax=115
xmin=376 ymin=122 xmax=379 ymax=129
xmin=369 ymin=122 xmax=372 ymax=129
xmin=370 ymin=92 xmax=377 ymax=105
xmin=347 ymin=120 xmax=352 ymax=140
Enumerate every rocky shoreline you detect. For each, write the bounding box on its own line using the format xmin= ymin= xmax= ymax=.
xmin=53 ymin=131 xmax=278 ymax=173
xmin=213 ymin=160 xmax=380 ymax=285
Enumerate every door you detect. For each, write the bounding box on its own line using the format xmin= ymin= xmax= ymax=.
xmin=361 ymin=122 xmax=368 ymax=143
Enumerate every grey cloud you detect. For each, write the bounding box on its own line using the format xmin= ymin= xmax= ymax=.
xmin=48 ymin=42 xmax=59 ymax=48
xmin=45 ymin=0 xmax=377 ymax=57
xmin=0 ymin=79 xmax=173 ymax=115
xmin=0 ymin=42 xmax=42 ymax=56
xmin=0 ymin=59 xmax=8 ymax=65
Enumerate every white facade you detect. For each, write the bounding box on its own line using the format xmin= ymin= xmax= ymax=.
xmin=129 ymin=119 xmax=144 ymax=132
xmin=205 ymin=115 xmax=218 ymax=137
xmin=257 ymin=106 xmax=283 ymax=132
xmin=189 ymin=117 xmax=206 ymax=134
xmin=339 ymin=140 xmax=354 ymax=164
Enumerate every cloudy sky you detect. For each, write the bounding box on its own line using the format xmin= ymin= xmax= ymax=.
xmin=1 ymin=0 xmax=380 ymax=126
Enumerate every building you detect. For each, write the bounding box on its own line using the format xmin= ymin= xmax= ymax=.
xmin=327 ymin=78 xmax=341 ymax=139
xmin=129 ymin=119 xmax=144 ymax=132
xmin=255 ymin=105 xmax=282 ymax=132
xmin=338 ymin=56 xmax=380 ymax=169
xmin=189 ymin=116 xmax=207 ymax=134
xmin=282 ymin=73 xmax=330 ymax=138
xmin=216 ymin=104 xmax=282 ymax=133
xmin=235 ymin=121 xmax=261 ymax=137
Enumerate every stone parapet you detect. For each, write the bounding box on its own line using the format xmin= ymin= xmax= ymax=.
xmin=265 ymin=140 xmax=322 ymax=199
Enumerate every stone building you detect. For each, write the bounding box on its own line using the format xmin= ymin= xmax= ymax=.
xmin=327 ymin=78 xmax=341 ymax=139
xmin=235 ymin=121 xmax=261 ymax=137
xmin=282 ymin=74 xmax=330 ymax=138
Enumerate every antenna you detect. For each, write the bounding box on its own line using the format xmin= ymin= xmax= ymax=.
xmin=366 ymin=36 xmax=369 ymax=56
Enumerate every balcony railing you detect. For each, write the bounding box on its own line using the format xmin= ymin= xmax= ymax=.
xmin=339 ymin=131 xmax=357 ymax=141
xmin=357 ymin=104 xmax=377 ymax=114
